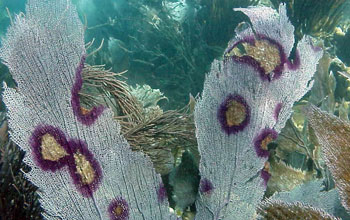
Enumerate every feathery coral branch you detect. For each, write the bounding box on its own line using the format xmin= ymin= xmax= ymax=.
xmin=306 ymin=104 xmax=350 ymax=211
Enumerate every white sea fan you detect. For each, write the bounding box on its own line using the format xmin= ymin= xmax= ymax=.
xmin=271 ymin=179 xmax=341 ymax=217
xmin=258 ymin=199 xmax=340 ymax=220
xmin=306 ymin=104 xmax=350 ymax=212
xmin=194 ymin=4 xmax=322 ymax=219
xmin=0 ymin=0 xmax=176 ymax=219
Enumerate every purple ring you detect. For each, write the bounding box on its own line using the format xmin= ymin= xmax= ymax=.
xmin=217 ymin=94 xmax=250 ymax=135
xmin=108 ymin=197 xmax=129 ymax=220
xmin=71 ymin=55 xmax=105 ymax=126
xmin=225 ymin=34 xmax=300 ymax=81
xmin=253 ymin=128 xmax=278 ymax=158
xmin=200 ymin=178 xmax=214 ymax=195
xmin=67 ymin=139 xmax=102 ymax=197
xmin=29 ymin=125 xmax=71 ymax=171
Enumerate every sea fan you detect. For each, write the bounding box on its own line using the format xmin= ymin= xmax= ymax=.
xmin=194 ymin=4 xmax=322 ymax=219
xmin=271 ymin=179 xmax=341 ymax=217
xmin=306 ymin=104 xmax=350 ymax=211
xmin=258 ymin=199 xmax=339 ymax=220
xmin=0 ymin=0 xmax=176 ymax=219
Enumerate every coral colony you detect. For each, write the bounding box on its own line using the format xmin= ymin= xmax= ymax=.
xmin=1 ymin=0 xmax=340 ymax=219
xmin=194 ymin=3 xmax=322 ymax=220
xmin=306 ymin=105 xmax=350 ymax=211
xmin=1 ymin=0 xmax=177 ymax=219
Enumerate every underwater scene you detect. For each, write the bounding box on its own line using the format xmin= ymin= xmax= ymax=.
xmin=1 ymin=0 xmax=350 ymax=219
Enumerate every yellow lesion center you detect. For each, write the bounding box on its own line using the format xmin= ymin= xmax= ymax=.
xmin=80 ymin=106 xmax=91 ymax=115
xmin=226 ymin=46 xmax=242 ymax=57
xmin=41 ymin=134 xmax=68 ymax=161
xmin=227 ymin=39 xmax=281 ymax=74
xmin=113 ymin=205 xmax=124 ymax=216
xmin=226 ymin=100 xmax=247 ymax=127
xmin=74 ymin=152 xmax=96 ymax=185
xmin=264 ymin=161 xmax=270 ymax=172
xmin=261 ymin=134 xmax=274 ymax=150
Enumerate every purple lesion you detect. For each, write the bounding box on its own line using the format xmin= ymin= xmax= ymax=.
xmin=157 ymin=183 xmax=167 ymax=203
xmin=253 ymin=128 xmax=278 ymax=158
xmin=199 ymin=178 xmax=214 ymax=195
xmin=260 ymin=169 xmax=271 ymax=187
xmin=30 ymin=123 xmax=103 ymax=197
xmin=71 ymin=54 xmax=105 ymax=126
xmin=217 ymin=94 xmax=250 ymax=135
xmin=225 ymin=34 xmax=301 ymax=81
xmin=274 ymin=103 xmax=283 ymax=121
xmin=29 ymin=125 xmax=71 ymax=171
xmin=286 ymin=49 xmax=300 ymax=71
xmin=310 ymin=40 xmax=322 ymax=52
xmin=67 ymin=139 xmax=102 ymax=198
xmin=108 ymin=197 xmax=129 ymax=220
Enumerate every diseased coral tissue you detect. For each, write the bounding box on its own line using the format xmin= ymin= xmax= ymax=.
xmin=217 ymin=94 xmax=251 ymax=135
xmin=108 ymin=198 xmax=130 ymax=220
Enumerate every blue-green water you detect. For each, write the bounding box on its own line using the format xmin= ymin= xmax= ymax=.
xmin=1 ymin=0 xmax=350 ymax=109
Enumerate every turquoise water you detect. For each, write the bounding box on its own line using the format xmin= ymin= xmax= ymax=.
xmin=1 ymin=0 xmax=350 ymax=109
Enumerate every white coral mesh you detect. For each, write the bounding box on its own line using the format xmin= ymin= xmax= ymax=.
xmin=1 ymin=0 xmax=176 ymax=219
xmin=194 ymin=4 xmax=322 ymax=220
